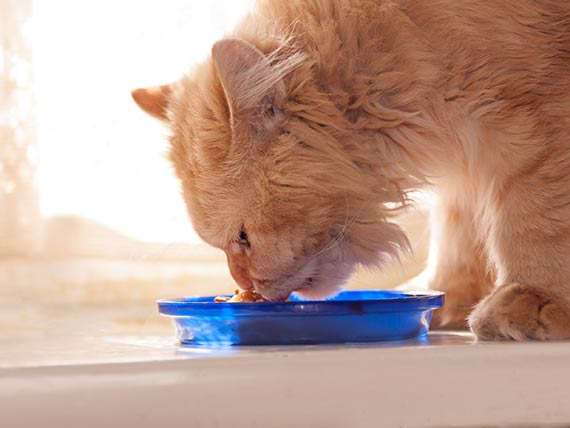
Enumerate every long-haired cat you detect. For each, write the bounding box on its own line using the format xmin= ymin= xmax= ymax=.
xmin=132 ymin=0 xmax=570 ymax=340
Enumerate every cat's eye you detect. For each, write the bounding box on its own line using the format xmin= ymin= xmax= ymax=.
xmin=237 ymin=230 xmax=249 ymax=247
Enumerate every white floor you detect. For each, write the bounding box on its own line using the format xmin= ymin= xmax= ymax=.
xmin=1 ymin=305 xmax=570 ymax=428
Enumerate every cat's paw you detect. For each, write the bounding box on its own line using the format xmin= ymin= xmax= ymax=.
xmin=468 ymin=282 xmax=570 ymax=341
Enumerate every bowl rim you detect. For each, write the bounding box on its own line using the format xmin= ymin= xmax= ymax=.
xmin=157 ymin=289 xmax=445 ymax=317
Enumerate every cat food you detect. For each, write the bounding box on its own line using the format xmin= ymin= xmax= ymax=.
xmin=214 ymin=289 xmax=268 ymax=303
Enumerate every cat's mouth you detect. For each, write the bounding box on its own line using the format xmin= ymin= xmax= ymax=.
xmin=251 ymin=267 xmax=317 ymax=301
xmin=251 ymin=244 xmax=354 ymax=301
xmin=252 ymin=276 xmax=313 ymax=302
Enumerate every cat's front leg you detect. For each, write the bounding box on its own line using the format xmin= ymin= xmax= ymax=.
xmin=468 ymin=160 xmax=570 ymax=340
xmin=426 ymin=195 xmax=494 ymax=329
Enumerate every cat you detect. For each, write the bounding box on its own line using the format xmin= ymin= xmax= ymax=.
xmin=132 ymin=0 xmax=570 ymax=340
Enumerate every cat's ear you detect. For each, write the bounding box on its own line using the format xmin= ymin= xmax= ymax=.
xmin=131 ymin=85 xmax=172 ymax=121
xmin=212 ymin=39 xmax=285 ymax=129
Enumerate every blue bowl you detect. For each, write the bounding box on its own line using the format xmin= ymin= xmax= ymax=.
xmin=157 ymin=290 xmax=444 ymax=346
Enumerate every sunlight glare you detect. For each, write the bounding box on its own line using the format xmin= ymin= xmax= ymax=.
xmin=33 ymin=0 xmax=255 ymax=243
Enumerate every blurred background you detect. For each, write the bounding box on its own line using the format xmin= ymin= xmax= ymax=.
xmin=0 ymin=0 xmax=429 ymax=360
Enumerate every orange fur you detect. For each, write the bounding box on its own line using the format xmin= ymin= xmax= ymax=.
xmin=133 ymin=0 xmax=570 ymax=339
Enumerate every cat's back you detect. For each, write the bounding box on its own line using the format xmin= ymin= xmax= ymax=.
xmin=247 ymin=0 xmax=570 ymax=87
xmin=402 ymin=0 xmax=570 ymax=83
xmin=240 ymin=0 xmax=570 ymax=127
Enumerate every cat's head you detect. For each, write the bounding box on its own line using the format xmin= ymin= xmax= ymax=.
xmin=132 ymin=38 xmax=408 ymax=300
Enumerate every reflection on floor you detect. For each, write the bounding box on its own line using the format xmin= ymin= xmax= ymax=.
xmin=0 ymin=301 xmax=475 ymax=368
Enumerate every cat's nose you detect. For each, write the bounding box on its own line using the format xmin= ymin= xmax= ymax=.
xmin=225 ymin=252 xmax=254 ymax=290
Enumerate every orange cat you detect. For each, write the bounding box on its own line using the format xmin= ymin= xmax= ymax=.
xmin=132 ymin=0 xmax=570 ymax=340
